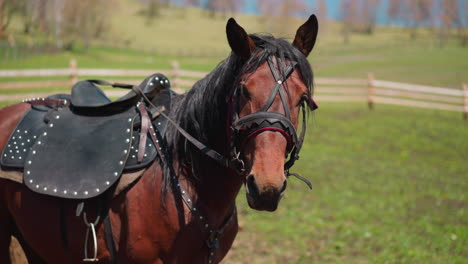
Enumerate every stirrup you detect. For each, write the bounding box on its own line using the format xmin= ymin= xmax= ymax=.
xmin=83 ymin=212 xmax=100 ymax=262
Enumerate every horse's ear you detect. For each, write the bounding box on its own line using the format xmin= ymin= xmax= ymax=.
xmin=292 ymin=14 xmax=319 ymax=57
xmin=226 ymin=18 xmax=256 ymax=60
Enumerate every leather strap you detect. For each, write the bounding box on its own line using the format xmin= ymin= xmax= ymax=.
xmin=137 ymin=103 xmax=150 ymax=162
xmin=24 ymin=98 xmax=69 ymax=107
xmin=87 ymin=79 xmax=144 ymax=99
xmin=104 ymin=214 xmax=118 ymax=264
xmin=59 ymin=200 xmax=73 ymax=264
xmin=87 ymin=80 xmax=134 ymax=89
xmin=158 ymin=111 xmax=242 ymax=171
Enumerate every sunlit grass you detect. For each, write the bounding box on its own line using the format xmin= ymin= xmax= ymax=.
xmin=225 ymin=102 xmax=468 ymax=264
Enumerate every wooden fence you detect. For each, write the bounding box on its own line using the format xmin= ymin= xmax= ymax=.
xmin=0 ymin=60 xmax=467 ymax=119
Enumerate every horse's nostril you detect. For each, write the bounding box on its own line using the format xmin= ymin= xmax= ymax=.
xmin=246 ymin=175 xmax=259 ymax=197
xmin=280 ymin=180 xmax=287 ymax=193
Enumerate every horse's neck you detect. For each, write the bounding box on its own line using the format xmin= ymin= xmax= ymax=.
xmin=176 ymin=70 xmax=242 ymax=224
xmin=181 ymin=158 xmax=242 ymax=225
xmin=182 ymin=107 xmax=242 ymax=225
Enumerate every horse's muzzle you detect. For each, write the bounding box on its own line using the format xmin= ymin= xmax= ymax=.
xmin=245 ymin=175 xmax=287 ymax=211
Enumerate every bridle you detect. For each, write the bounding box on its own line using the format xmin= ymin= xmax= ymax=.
xmin=159 ymin=53 xmax=317 ymax=187
xmin=230 ymin=55 xmax=317 ymax=180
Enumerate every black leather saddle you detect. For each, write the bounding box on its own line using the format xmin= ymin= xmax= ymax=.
xmin=1 ymin=73 xmax=173 ymax=199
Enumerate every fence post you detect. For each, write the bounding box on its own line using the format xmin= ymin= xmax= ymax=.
xmin=463 ymin=83 xmax=468 ymax=120
xmin=367 ymin=73 xmax=375 ymax=110
xmin=171 ymin=60 xmax=180 ymax=90
xmin=70 ymin=59 xmax=77 ymax=85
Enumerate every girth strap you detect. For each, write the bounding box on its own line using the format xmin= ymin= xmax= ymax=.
xmin=104 ymin=214 xmax=118 ymax=264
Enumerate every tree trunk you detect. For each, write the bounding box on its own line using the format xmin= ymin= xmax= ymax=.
xmin=0 ymin=0 xmax=5 ymax=39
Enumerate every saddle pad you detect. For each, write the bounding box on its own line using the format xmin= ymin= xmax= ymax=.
xmin=0 ymin=86 xmax=172 ymax=199
xmin=22 ymin=106 xmax=137 ymax=199
xmin=0 ymin=167 xmax=147 ymax=199
xmin=1 ymin=105 xmax=48 ymax=167
xmin=2 ymin=98 xmax=158 ymax=172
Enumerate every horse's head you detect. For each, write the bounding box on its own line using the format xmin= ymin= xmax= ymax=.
xmin=226 ymin=15 xmax=318 ymax=211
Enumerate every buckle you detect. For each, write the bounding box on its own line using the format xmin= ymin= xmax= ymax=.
xmin=206 ymin=230 xmax=221 ymax=249
xmin=230 ymin=152 xmax=245 ymax=174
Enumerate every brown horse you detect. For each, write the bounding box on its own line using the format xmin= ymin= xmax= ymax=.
xmin=0 ymin=15 xmax=318 ymax=264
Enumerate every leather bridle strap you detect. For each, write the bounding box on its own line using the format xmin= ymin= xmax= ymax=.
xmin=157 ymin=110 xmax=245 ymax=173
xmin=139 ymin=89 xmax=245 ymax=174
xmin=284 ymin=105 xmax=312 ymax=189
xmin=233 ymin=112 xmax=298 ymax=150
xmin=259 ymin=57 xmax=297 ymax=119
xmin=231 ymin=57 xmax=298 ymax=156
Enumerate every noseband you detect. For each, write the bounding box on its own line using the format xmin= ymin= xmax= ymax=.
xmin=158 ymin=54 xmax=317 ymax=187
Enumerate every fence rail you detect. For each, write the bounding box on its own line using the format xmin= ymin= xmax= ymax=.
xmin=0 ymin=60 xmax=466 ymax=119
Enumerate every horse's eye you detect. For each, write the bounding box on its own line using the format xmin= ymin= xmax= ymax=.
xmin=240 ymin=85 xmax=251 ymax=99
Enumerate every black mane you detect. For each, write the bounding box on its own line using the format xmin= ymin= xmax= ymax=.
xmin=163 ymin=34 xmax=314 ymax=192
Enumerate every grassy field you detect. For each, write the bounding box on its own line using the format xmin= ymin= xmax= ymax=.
xmin=224 ymin=102 xmax=467 ymax=264
xmin=1 ymin=1 xmax=468 ymax=263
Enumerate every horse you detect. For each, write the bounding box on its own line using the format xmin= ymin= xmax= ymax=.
xmin=0 ymin=15 xmax=318 ymax=264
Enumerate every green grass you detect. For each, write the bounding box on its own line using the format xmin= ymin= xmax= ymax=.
xmin=224 ymin=103 xmax=468 ymax=264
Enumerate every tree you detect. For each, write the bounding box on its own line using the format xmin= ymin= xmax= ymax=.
xmin=361 ymin=0 xmax=380 ymax=34
xmin=201 ymin=0 xmax=243 ymax=18
xmin=437 ymin=0 xmax=459 ymax=46
xmin=257 ymin=0 xmax=308 ymax=34
xmin=316 ymin=0 xmax=327 ymax=31
xmin=146 ymin=0 xmax=160 ymax=25
xmin=464 ymin=1 xmax=468 ymax=46
xmin=60 ymin=0 xmax=114 ymax=51
xmin=184 ymin=0 xmax=199 ymax=7
xmin=388 ymin=0 xmax=403 ymax=24
xmin=408 ymin=0 xmax=434 ymax=38
xmin=339 ymin=0 xmax=359 ymax=43
xmin=0 ymin=0 xmax=25 ymax=38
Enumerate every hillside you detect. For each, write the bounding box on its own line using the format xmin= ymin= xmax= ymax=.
xmin=2 ymin=0 xmax=467 ymax=88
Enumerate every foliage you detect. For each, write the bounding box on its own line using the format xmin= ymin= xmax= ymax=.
xmin=0 ymin=0 xmax=25 ymax=38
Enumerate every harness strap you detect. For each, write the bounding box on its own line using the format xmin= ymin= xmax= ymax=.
xmin=277 ymin=86 xmax=291 ymax=119
xmin=205 ymin=206 xmax=237 ymax=250
xmin=284 ymin=106 xmax=312 ymax=189
xmin=24 ymin=97 xmax=69 ymax=107
xmin=104 ymin=214 xmax=118 ymax=264
xmin=234 ymin=112 xmax=298 ymax=147
xmin=59 ymin=200 xmax=73 ymax=264
xmin=259 ymin=58 xmax=296 ymax=118
xmin=157 ymin=110 xmax=244 ymax=173
xmin=87 ymin=80 xmax=134 ymax=89
xmin=137 ymin=103 xmax=150 ymax=162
